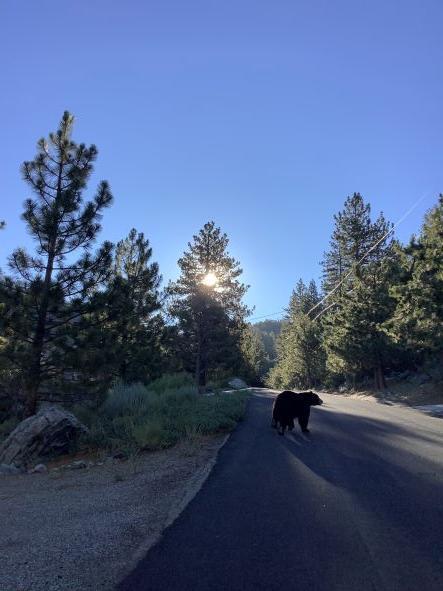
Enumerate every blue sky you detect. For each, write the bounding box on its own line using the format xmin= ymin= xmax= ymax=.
xmin=1 ymin=1 xmax=442 ymax=319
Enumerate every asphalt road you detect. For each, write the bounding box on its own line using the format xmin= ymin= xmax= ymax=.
xmin=119 ymin=391 xmax=443 ymax=591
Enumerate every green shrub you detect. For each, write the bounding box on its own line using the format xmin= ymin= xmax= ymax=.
xmin=147 ymin=373 xmax=194 ymax=395
xmin=71 ymin=404 xmax=98 ymax=428
xmin=102 ymin=381 xmax=156 ymax=418
xmin=76 ymin=379 xmax=248 ymax=453
xmin=133 ymin=419 xmax=178 ymax=450
xmin=0 ymin=416 xmax=19 ymax=442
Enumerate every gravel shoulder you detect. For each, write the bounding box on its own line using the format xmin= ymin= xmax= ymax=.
xmin=0 ymin=435 xmax=227 ymax=591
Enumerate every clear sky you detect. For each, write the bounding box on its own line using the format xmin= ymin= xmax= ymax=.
xmin=1 ymin=1 xmax=442 ymax=319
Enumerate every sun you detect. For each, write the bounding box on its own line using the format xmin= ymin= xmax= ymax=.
xmin=202 ymin=272 xmax=218 ymax=287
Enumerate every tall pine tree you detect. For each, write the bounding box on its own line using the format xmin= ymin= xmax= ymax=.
xmin=383 ymin=195 xmax=443 ymax=361
xmin=240 ymin=324 xmax=267 ymax=385
xmin=0 ymin=112 xmax=113 ymax=415
xmin=321 ymin=193 xmax=396 ymax=389
xmin=105 ymin=228 xmax=164 ymax=382
xmin=268 ymin=279 xmax=326 ymax=390
xmin=168 ymin=221 xmax=250 ymax=391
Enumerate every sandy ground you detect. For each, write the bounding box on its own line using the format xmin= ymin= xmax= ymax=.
xmin=0 ymin=435 xmax=227 ymax=591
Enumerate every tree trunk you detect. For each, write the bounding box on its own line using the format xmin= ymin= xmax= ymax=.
xmin=23 ymin=381 xmax=39 ymax=417
xmin=374 ymin=358 xmax=386 ymax=390
xmin=24 ymin=246 xmax=56 ymax=417
xmin=195 ymin=332 xmax=206 ymax=394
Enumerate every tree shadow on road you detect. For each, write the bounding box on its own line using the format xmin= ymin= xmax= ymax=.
xmin=276 ymin=406 xmax=443 ymax=569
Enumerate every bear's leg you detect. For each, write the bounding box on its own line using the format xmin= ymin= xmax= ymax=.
xmin=288 ymin=417 xmax=295 ymax=431
xmin=278 ymin=422 xmax=285 ymax=436
xmin=298 ymin=407 xmax=311 ymax=433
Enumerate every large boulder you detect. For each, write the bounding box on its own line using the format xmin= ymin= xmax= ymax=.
xmin=0 ymin=406 xmax=88 ymax=468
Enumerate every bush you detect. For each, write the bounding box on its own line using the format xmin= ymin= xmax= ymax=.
xmin=133 ymin=419 xmax=177 ymax=450
xmin=79 ymin=376 xmax=248 ymax=453
xmin=147 ymin=372 xmax=195 ymax=395
xmin=102 ymin=381 xmax=157 ymax=418
xmin=0 ymin=416 xmax=19 ymax=442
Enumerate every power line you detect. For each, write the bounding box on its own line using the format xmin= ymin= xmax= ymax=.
xmin=250 ymin=310 xmax=285 ymax=322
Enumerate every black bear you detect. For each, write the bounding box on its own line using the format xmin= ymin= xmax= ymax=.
xmin=271 ymin=390 xmax=323 ymax=435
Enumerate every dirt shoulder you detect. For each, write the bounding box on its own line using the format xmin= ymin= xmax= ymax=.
xmin=0 ymin=435 xmax=227 ymax=591
xmin=327 ymin=376 xmax=443 ymax=410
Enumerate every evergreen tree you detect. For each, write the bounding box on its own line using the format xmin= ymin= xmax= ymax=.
xmin=383 ymin=195 xmax=443 ymax=360
xmin=0 ymin=112 xmax=113 ymax=415
xmin=252 ymin=319 xmax=282 ymax=375
xmin=240 ymin=324 xmax=267 ymax=385
xmin=268 ymin=279 xmax=326 ymax=390
xmin=168 ymin=221 xmax=250 ymax=391
xmin=321 ymin=193 xmax=396 ymax=388
xmin=322 ymin=193 xmax=391 ymax=295
xmin=105 ymin=228 xmax=164 ymax=382
xmin=322 ymin=258 xmax=399 ymax=388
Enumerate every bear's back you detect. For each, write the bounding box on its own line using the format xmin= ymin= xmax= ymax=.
xmin=274 ymin=390 xmax=306 ymax=413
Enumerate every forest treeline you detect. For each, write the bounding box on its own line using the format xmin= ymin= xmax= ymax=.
xmin=1 ymin=113 xmax=442 ymax=425
xmin=267 ymin=193 xmax=443 ymax=391
xmin=0 ymin=113 xmax=262 ymax=421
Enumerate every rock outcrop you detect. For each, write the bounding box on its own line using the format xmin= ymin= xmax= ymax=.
xmin=0 ymin=406 xmax=87 ymax=468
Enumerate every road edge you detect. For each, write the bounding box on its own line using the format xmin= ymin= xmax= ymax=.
xmin=118 ymin=432 xmax=231 ymax=584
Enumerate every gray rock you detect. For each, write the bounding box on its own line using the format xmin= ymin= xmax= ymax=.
xmin=0 ymin=406 xmax=88 ymax=468
xmin=29 ymin=463 xmax=48 ymax=474
xmin=227 ymin=377 xmax=248 ymax=390
xmin=68 ymin=460 xmax=87 ymax=470
xmin=0 ymin=463 xmax=22 ymax=475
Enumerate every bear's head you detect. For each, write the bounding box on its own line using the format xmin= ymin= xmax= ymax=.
xmin=304 ymin=391 xmax=323 ymax=406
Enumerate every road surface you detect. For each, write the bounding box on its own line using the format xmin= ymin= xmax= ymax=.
xmin=119 ymin=391 xmax=443 ymax=591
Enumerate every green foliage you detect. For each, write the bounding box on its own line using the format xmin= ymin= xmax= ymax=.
xmin=252 ymin=320 xmax=282 ymax=373
xmin=383 ymin=196 xmax=443 ymax=359
xmin=0 ymin=416 xmax=19 ymax=442
xmin=322 ymin=265 xmax=398 ymax=386
xmin=107 ymin=228 xmax=164 ymax=382
xmin=65 ymin=227 xmax=165 ymax=388
xmin=268 ymin=280 xmax=326 ymax=389
xmin=320 ymin=193 xmax=396 ymax=388
xmin=240 ymin=324 xmax=267 ymax=385
xmin=101 ymin=382 xmax=158 ymax=418
xmin=168 ymin=221 xmax=251 ymax=389
xmin=270 ymin=194 xmax=443 ymax=392
xmin=0 ymin=112 xmax=113 ymax=415
xmin=147 ymin=372 xmax=195 ymax=394
xmin=80 ymin=376 xmax=247 ymax=452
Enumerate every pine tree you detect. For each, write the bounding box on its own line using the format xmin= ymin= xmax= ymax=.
xmin=0 ymin=112 xmax=113 ymax=415
xmin=383 ymin=195 xmax=443 ymax=360
xmin=168 ymin=221 xmax=250 ymax=391
xmin=105 ymin=228 xmax=164 ymax=382
xmin=268 ymin=279 xmax=326 ymax=390
xmin=252 ymin=319 xmax=282 ymax=375
xmin=240 ymin=324 xmax=267 ymax=385
xmin=322 ymin=193 xmax=391 ymax=295
xmin=321 ymin=193 xmax=396 ymax=389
